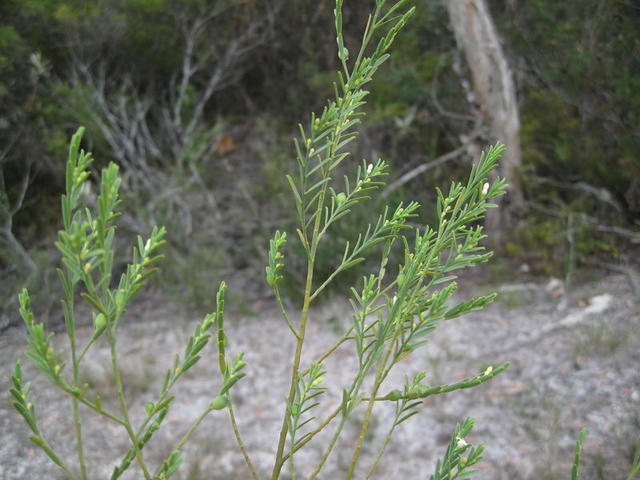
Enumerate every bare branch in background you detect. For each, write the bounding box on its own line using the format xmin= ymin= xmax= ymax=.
xmin=530 ymin=175 xmax=624 ymax=213
xmin=383 ymin=137 xmax=480 ymax=197
xmin=0 ymin=165 xmax=36 ymax=272
xmin=66 ymin=1 xmax=280 ymax=237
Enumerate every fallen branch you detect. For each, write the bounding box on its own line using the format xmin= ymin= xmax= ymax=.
xmin=382 ymin=139 xmax=478 ymax=197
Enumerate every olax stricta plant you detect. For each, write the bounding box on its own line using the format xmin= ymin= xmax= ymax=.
xmin=10 ymin=1 xmax=614 ymax=479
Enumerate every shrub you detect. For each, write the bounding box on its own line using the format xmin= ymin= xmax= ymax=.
xmin=12 ymin=1 xmax=632 ymax=479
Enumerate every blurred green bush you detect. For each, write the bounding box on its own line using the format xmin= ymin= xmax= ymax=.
xmin=1 ymin=0 xmax=638 ymax=326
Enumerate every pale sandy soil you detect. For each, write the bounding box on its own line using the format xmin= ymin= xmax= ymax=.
xmin=1 ymin=273 xmax=638 ymax=480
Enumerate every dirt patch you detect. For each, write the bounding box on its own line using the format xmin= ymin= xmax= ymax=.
xmin=1 ymin=273 xmax=638 ymax=479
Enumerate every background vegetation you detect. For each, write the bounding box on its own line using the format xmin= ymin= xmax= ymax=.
xmin=1 ymin=0 xmax=638 ymax=328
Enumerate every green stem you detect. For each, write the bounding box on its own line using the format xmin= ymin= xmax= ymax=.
xmin=270 ymin=252 xmax=316 ymax=480
xmin=300 ymin=328 xmax=353 ymax=376
xmin=77 ymin=334 xmax=101 ymax=364
xmin=228 ymin=396 xmax=260 ymax=480
xmin=368 ymin=362 xmax=510 ymax=402
xmin=71 ymin=393 xmax=87 ymax=480
xmin=289 ymin=431 xmax=297 ymax=480
xmin=272 ymin=98 xmax=342 ymax=477
xmin=108 ymin=332 xmax=152 ymax=480
xmin=151 ymin=405 xmax=216 ymax=479
xmin=353 ymin=6 xmax=381 ymax=71
xmin=365 ymin=420 xmax=397 ymax=478
xmin=72 ymin=394 xmax=126 ymax=425
xmin=115 ymin=347 xmax=206 ymax=474
xmin=69 ymin=331 xmax=88 ymax=480
xmin=36 ymin=435 xmax=81 ymax=480
xmin=275 ymin=288 xmax=299 ymax=339
xmin=307 ymin=416 xmax=347 ymax=480
xmin=345 ymin=389 xmax=378 ymax=480
xmin=346 ymin=310 xmax=399 ymax=480
xmin=307 ymin=354 xmax=376 ymax=479
xmin=174 ymin=408 xmax=211 ymax=454
xmin=63 ymin=285 xmax=88 ymax=480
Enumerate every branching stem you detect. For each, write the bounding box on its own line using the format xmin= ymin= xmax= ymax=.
xmin=108 ymin=332 xmax=151 ymax=480
xmin=228 ymin=396 xmax=260 ymax=480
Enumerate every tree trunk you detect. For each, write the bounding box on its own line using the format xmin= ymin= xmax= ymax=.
xmin=444 ymin=0 xmax=524 ymax=233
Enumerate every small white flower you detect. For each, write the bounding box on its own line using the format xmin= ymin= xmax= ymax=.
xmin=456 ymin=437 xmax=468 ymax=448
xmin=482 ymin=182 xmax=490 ymax=195
xmin=367 ymin=163 xmax=373 ymax=174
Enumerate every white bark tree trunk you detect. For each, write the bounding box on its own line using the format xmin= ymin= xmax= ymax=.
xmin=444 ymin=0 xmax=524 ymax=230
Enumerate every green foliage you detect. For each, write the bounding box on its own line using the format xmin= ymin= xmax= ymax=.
xmin=492 ymin=0 xmax=640 ymax=220
xmin=10 ymin=2 xmax=514 ymax=478
xmin=9 ymin=1 xmax=637 ymax=479
xmin=504 ymin=211 xmax=626 ymax=276
xmin=430 ymin=418 xmax=485 ymax=480
xmin=2 ymin=0 xmax=636 ymax=327
xmin=572 ymin=428 xmax=587 ymax=480
xmin=262 ymin=2 xmax=512 ymax=477
xmin=368 ymin=1 xmax=453 ymax=120
xmin=12 ymin=128 xmax=246 ymax=480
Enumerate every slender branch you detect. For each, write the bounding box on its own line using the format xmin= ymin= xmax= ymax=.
xmin=77 ymin=336 xmax=100 ymax=365
xmin=171 ymin=407 xmax=211 ymax=454
xmin=70 ymin=333 xmax=88 ymax=480
xmin=307 ymin=351 xmax=378 ymax=479
xmin=365 ymin=418 xmax=397 ymax=478
xmin=366 ymin=362 xmax=511 ymax=402
xmin=72 ymin=394 xmax=126 ymax=426
xmin=306 ymin=416 xmax=347 ymax=480
xmin=283 ymin=406 xmax=342 ymax=463
xmin=153 ymin=404 xmax=216 ymax=479
xmin=345 ymin=388 xmax=378 ymax=480
xmin=270 ymin=251 xmax=317 ymax=480
xmin=227 ymin=396 xmax=260 ymax=480
xmin=275 ymin=289 xmax=299 ymax=339
xmin=35 ymin=435 xmax=81 ymax=480
xmin=300 ymin=329 xmax=354 ymax=377
xmin=108 ymin=333 xmax=152 ymax=480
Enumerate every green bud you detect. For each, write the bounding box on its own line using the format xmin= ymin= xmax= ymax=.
xmin=94 ymin=313 xmax=106 ymax=332
xmin=266 ymin=269 xmax=276 ymax=287
xmin=210 ymin=394 xmax=229 ymax=410
xmin=388 ymin=389 xmax=402 ymax=401
xmin=336 ymin=192 xmax=347 ymax=205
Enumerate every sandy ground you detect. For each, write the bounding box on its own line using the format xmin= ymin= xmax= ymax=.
xmin=1 ymin=273 xmax=639 ymax=480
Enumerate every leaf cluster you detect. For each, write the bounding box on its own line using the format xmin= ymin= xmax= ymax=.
xmin=11 ymin=128 xmax=247 ymax=480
